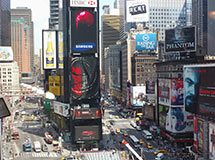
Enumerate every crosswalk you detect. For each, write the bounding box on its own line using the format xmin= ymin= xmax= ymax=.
xmin=20 ymin=152 xmax=59 ymax=158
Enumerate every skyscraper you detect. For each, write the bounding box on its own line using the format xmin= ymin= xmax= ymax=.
xmin=49 ymin=0 xmax=59 ymax=29
xmin=0 ymin=0 xmax=11 ymax=46
xmin=11 ymin=7 xmax=34 ymax=73
xmin=192 ymin=0 xmax=215 ymax=56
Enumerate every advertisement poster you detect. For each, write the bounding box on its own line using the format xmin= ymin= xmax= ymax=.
xmin=146 ymin=80 xmax=155 ymax=94
xmin=53 ymin=101 xmax=70 ymax=117
xmin=197 ymin=119 xmax=204 ymax=153
xmin=58 ymin=31 xmax=63 ymax=69
xmin=74 ymin=125 xmax=101 ymax=141
xmin=70 ymin=0 xmax=97 ymax=7
xmin=184 ymin=66 xmax=200 ymax=113
xmin=73 ymin=108 xmax=102 ymax=119
xmin=198 ymin=66 xmax=215 ymax=116
xmin=166 ymin=107 xmax=193 ymax=133
xmin=165 ymin=26 xmax=196 ymax=53
xmin=158 ymin=79 xmax=171 ymax=106
xmin=43 ymin=31 xmax=57 ymax=69
xmin=209 ymin=123 xmax=215 ymax=160
xmin=70 ymin=7 xmax=97 ymax=54
xmin=71 ymin=57 xmax=99 ymax=100
xmin=0 ymin=46 xmax=13 ymax=61
xmin=136 ymin=33 xmax=157 ymax=51
xmin=48 ymin=76 xmax=60 ymax=96
xmin=130 ymin=86 xmax=146 ymax=107
xmin=171 ymin=79 xmax=183 ymax=105
xmin=193 ymin=116 xmax=198 ymax=152
xmin=159 ymin=105 xmax=169 ymax=128
xmin=126 ymin=0 xmax=149 ymax=23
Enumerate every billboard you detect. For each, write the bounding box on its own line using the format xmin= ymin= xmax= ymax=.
xmin=70 ymin=0 xmax=97 ymax=7
xmin=158 ymin=79 xmax=171 ymax=106
xmin=0 ymin=46 xmax=13 ymax=61
xmin=209 ymin=123 xmax=215 ymax=160
xmin=159 ymin=105 xmax=169 ymax=128
xmin=165 ymin=26 xmax=196 ymax=53
xmin=146 ymin=80 xmax=155 ymax=94
xmin=43 ymin=31 xmax=57 ymax=69
xmin=166 ymin=107 xmax=193 ymax=133
xmin=136 ymin=33 xmax=157 ymax=51
xmin=197 ymin=119 xmax=204 ymax=153
xmin=53 ymin=101 xmax=70 ymax=117
xmin=184 ymin=64 xmax=215 ymax=116
xmin=171 ymin=79 xmax=183 ymax=105
xmin=193 ymin=116 xmax=198 ymax=152
xmin=71 ymin=56 xmax=99 ymax=100
xmin=126 ymin=0 xmax=149 ymax=23
xmin=72 ymin=108 xmax=102 ymax=119
xmin=184 ymin=66 xmax=200 ymax=113
xmin=58 ymin=31 xmax=63 ymax=69
xmin=74 ymin=125 xmax=101 ymax=141
xmin=70 ymin=7 xmax=97 ymax=54
xmin=130 ymin=86 xmax=146 ymax=107
xmin=48 ymin=76 xmax=60 ymax=96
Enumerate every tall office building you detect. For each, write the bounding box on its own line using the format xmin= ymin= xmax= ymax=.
xmin=101 ymin=6 xmax=122 ymax=75
xmin=49 ymin=0 xmax=59 ymax=29
xmin=11 ymin=7 xmax=34 ymax=73
xmin=192 ymin=0 xmax=215 ymax=56
xmin=0 ymin=0 xmax=11 ymax=46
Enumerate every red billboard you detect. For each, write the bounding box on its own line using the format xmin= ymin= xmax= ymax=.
xmin=171 ymin=79 xmax=183 ymax=105
xmin=158 ymin=79 xmax=171 ymax=106
xmin=72 ymin=108 xmax=102 ymax=120
xmin=71 ymin=56 xmax=99 ymax=100
xmin=74 ymin=125 xmax=101 ymax=141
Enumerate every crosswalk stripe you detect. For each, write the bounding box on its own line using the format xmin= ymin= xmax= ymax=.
xmin=20 ymin=152 xmax=58 ymax=158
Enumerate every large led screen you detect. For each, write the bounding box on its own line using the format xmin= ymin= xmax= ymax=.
xmin=43 ymin=30 xmax=57 ymax=69
xmin=165 ymin=26 xmax=196 ymax=53
xmin=0 ymin=46 xmax=13 ymax=61
xmin=71 ymin=56 xmax=99 ymax=100
xmin=58 ymin=31 xmax=64 ymax=69
xmin=184 ymin=65 xmax=215 ymax=116
xmin=74 ymin=125 xmax=101 ymax=141
xmin=146 ymin=80 xmax=155 ymax=94
xmin=158 ymin=79 xmax=171 ymax=106
xmin=70 ymin=7 xmax=97 ymax=54
xmin=130 ymin=86 xmax=146 ymax=107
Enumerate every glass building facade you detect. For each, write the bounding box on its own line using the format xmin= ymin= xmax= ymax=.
xmin=0 ymin=0 xmax=11 ymax=46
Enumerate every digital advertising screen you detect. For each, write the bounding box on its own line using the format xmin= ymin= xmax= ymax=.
xmin=74 ymin=125 xmax=101 ymax=141
xmin=184 ymin=66 xmax=200 ymax=113
xmin=159 ymin=105 xmax=169 ymax=128
xmin=165 ymin=26 xmax=196 ymax=53
xmin=197 ymin=119 xmax=204 ymax=153
xmin=136 ymin=33 xmax=157 ymax=51
xmin=71 ymin=56 xmax=99 ymax=100
xmin=146 ymin=80 xmax=155 ymax=94
xmin=70 ymin=7 xmax=97 ymax=54
xmin=0 ymin=46 xmax=13 ymax=61
xmin=58 ymin=31 xmax=64 ymax=69
xmin=130 ymin=86 xmax=146 ymax=107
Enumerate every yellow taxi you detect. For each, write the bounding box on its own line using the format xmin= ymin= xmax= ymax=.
xmin=146 ymin=143 xmax=153 ymax=149
xmin=139 ymin=139 xmax=146 ymax=145
xmin=154 ymin=149 xmax=167 ymax=155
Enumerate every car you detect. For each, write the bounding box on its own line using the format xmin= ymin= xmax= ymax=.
xmin=139 ymin=139 xmax=146 ymax=145
xmin=136 ymin=126 xmax=142 ymax=131
xmin=122 ymin=130 xmax=128 ymax=137
xmin=44 ymin=132 xmax=53 ymax=144
xmin=42 ymin=144 xmax=48 ymax=152
xmin=11 ymin=131 xmax=19 ymax=140
xmin=154 ymin=149 xmax=167 ymax=155
xmin=147 ymin=143 xmax=153 ymax=149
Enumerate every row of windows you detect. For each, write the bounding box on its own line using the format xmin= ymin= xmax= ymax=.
xmin=0 ymin=68 xmax=12 ymax=71
xmin=150 ymin=12 xmax=185 ymax=16
xmin=1 ymin=72 xmax=12 ymax=74
xmin=2 ymin=79 xmax=12 ymax=82
xmin=150 ymin=8 xmax=184 ymax=12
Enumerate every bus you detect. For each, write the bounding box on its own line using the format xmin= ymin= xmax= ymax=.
xmin=129 ymin=135 xmax=141 ymax=148
xmin=142 ymin=130 xmax=152 ymax=140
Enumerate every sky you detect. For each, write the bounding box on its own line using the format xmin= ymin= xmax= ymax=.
xmin=11 ymin=0 xmax=114 ymax=55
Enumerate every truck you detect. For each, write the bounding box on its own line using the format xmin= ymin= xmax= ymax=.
xmin=33 ymin=141 xmax=41 ymax=152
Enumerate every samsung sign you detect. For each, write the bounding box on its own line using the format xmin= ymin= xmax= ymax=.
xmin=136 ymin=33 xmax=157 ymax=51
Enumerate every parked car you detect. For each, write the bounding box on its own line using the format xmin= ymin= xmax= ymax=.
xmin=42 ymin=144 xmax=48 ymax=152
xmin=44 ymin=132 xmax=53 ymax=144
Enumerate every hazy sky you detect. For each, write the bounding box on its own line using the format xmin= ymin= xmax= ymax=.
xmin=11 ymin=0 xmax=114 ymax=55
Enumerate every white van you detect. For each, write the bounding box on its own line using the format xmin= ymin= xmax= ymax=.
xmin=130 ymin=121 xmax=137 ymax=128
xmin=155 ymin=153 xmax=164 ymax=160
xmin=142 ymin=130 xmax=152 ymax=140
xmin=33 ymin=141 xmax=41 ymax=152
